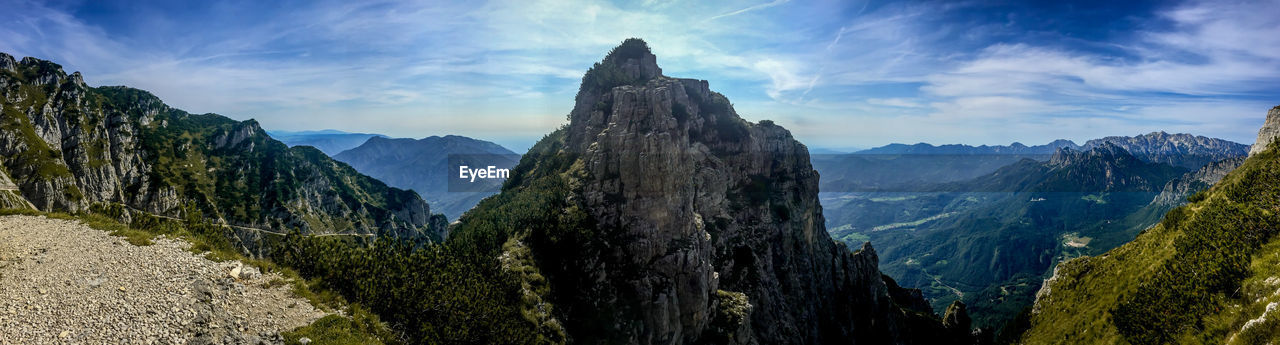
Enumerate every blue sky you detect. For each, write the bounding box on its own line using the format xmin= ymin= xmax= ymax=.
xmin=2 ymin=0 xmax=1278 ymax=152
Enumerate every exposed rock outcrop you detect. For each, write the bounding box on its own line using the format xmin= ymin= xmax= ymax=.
xmin=0 ymin=52 xmax=443 ymax=244
xmin=1250 ymin=105 xmax=1280 ymax=156
xmin=1084 ymin=131 xmax=1248 ymax=169
xmin=1150 ymin=156 xmax=1246 ymax=207
xmin=501 ymin=39 xmax=959 ymax=345
xmin=0 ymin=169 xmax=34 ymax=210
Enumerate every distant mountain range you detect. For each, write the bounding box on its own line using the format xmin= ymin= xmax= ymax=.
xmin=856 ymin=133 xmax=1247 ymax=166
xmin=268 ymin=129 xmax=387 ymax=156
xmin=819 ymin=133 xmax=1249 ymax=332
xmin=1079 ymin=132 xmax=1249 ymax=169
xmin=815 ymin=133 xmax=1248 ymax=193
xmin=857 ymin=139 xmax=1078 ymax=155
xmin=333 ymin=135 xmax=518 ymax=220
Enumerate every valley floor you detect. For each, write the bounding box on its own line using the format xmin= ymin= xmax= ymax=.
xmin=0 ymin=215 xmax=325 ymax=344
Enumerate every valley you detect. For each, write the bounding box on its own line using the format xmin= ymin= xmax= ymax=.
xmin=0 ymin=5 xmax=1274 ymax=342
xmin=816 ymin=134 xmax=1250 ymax=331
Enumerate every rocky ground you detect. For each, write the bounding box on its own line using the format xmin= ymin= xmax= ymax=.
xmin=0 ymin=215 xmax=326 ymax=344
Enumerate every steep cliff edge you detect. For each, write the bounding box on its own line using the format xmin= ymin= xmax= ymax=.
xmin=0 ymin=53 xmax=444 ymax=244
xmin=453 ymin=39 xmax=963 ymax=345
xmin=1250 ymin=105 xmax=1280 ymax=156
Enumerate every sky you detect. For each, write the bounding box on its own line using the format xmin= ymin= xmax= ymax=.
xmin=2 ymin=0 xmax=1278 ymax=152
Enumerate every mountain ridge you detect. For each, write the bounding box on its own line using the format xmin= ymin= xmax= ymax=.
xmin=0 ymin=52 xmax=445 ymax=248
xmin=268 ymin=129 xmax=387 ymax=156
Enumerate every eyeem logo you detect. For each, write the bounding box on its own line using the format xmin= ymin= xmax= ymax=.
xmin=448 ymin=154 xmax=520 ymax=192
xmin=459 ymin=165 xmax=510 ymax=182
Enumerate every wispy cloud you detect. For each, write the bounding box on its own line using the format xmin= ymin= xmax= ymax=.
xmin=0 ymin=0 xmax=1275 ymax=150
xmin=707 ymin=0 xmax=791 ymax=22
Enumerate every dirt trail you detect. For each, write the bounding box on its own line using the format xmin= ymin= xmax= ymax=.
xmin=0 ymin=215 xmax=327 ymax=344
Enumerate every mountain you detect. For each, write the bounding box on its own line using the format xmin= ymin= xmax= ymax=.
xmin=445 ymin=38 xmax=966 ymax=344
xmin=813 ymin=141 xmax=1077 ymax=191
xmin=1150 ymin=155 xmax=1246 ymax=207
xmin=333 ymin=135 xmax=518 ymax=220
xmin=814 ymin=153 xmax=1039 ymax=192
xmin=267 ymin=129 xmax=387 ymax=156
xmin=1021 ymin=105 xmax=1280 ymax=344
xmin=824 ymin=143 xmax=1187 ymax=331
xmin=1082 ymin=131 xmax=1249 ymax=169
xmin=0 ymin=53 xmax=445 ymax=248
xmin=856 ymin=139 xmax=1079 ymax=155
xmin=814 ymin=134 xmax=1245 ymax=194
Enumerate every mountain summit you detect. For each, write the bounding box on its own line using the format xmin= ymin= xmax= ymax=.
xmin=452 ymin=38 xmax=962 ymax=344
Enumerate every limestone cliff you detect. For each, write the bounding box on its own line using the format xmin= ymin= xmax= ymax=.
xmin=1150 ymin=156 xmax=1246 ymax=207
xmin=1250 ymin=105 xmax=1280 ymax=156
xmin=1082 ymin=131 xmax=1248 ymax=169
xmin=457 ymin=39 xmax=964 ymax=345
xmin=0 ymin=169 xmax=33 ymax=210
xmin=0 ymin=53 xmax=443 ymax=243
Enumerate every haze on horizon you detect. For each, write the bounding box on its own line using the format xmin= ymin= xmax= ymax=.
xmin=2 ymin=0 xmax=1277 ymax=152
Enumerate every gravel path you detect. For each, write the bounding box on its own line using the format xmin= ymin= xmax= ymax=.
xmin=0 ymin=215 xmax=327 ymax=344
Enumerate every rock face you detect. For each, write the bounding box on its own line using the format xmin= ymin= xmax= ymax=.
xmin=0 ymin=52 xmax=444 ymax=244
xmin=333 ymin=135 xmax=518 ymax=220
xmin=1150 ymin=156 xmax=1246 ymax=207
xmin=0 ymin=169 xmax=34 ymax=210
xmin=502 ymin=39 xmax=959 ymax=344
xmin=1083 ymin=131 xmax=1248 ymax=169
xmin=1250 ymin=105 xmax=1280 ymax=156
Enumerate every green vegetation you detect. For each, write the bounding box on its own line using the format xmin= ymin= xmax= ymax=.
xmin=1021 ymin=141 xmax=1280 ymax=344
xmin=282 ymin=307 xmax=397 ymax=345
xmin=268 ymin=128 xmax=587 ymax=345
xmin=822 ymin=146 xmax=1192 ymax=332
xmin=577 ymin=38 xmax=653 ymax=96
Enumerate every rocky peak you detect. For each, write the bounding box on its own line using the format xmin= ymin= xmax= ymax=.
xmin=1049 ymin=143 xmax=1132 ymax=167
xmin=602 ymin=38 xmax=663 ymax=81
xmin=0 ymin=53 xmax=16 ymax=73
xmin=534 ymin=39 xmax=956 ymax=344
xmin=1250 ymin=105 xmax=1280 ymax=156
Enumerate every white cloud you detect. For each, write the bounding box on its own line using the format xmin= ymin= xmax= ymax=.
xmin=866 ymin=98 xmax=924 ymax=108
xmin=1 ymin=0 xmax=1275 ymax=150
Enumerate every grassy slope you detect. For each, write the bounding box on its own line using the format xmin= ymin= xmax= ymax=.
xmin=1021 ymin=142 xmax=1280 ymax=344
